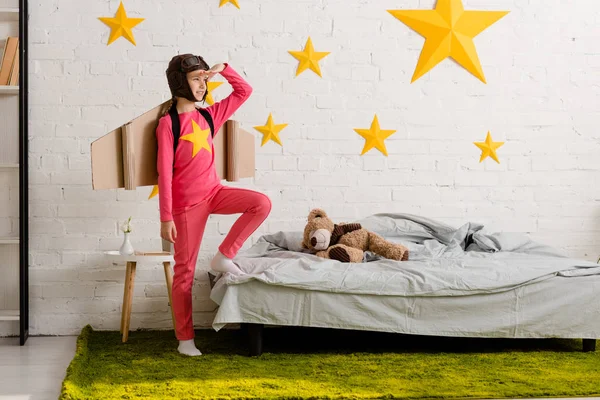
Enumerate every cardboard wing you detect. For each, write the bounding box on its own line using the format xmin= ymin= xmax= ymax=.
xmin=91 ymin=101 xmax=256 ymax=190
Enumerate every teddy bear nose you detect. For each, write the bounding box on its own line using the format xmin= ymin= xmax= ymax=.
xmin=311 ymin=237 xmax=317 ymax=246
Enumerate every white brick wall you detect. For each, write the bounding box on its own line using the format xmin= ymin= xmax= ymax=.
xmin=0 ymin=0 xmax=599 ymax=336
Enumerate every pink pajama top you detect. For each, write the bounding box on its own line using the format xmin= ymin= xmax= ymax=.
xmin=156 ymin=64 xmax=253 ymax=222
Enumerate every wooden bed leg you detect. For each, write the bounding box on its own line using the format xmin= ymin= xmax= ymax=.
xmin=247 ymin=323 xmax=264 ymax=357
xmin=583 ymin=339 xmax=596 ymax=352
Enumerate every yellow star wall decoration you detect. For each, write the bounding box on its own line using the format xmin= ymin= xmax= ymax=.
xmin=181 ymin=120 xmax=212 ymax=157
xmin=354 ymin=115 xmax=396 ymax=156
xmin=387 ymin=0 xmax=509 ymax=83
xmin=148 ymin=185 xmax=159 ymax=200
xmin=98 ymin=1 xmax=145 ymax=46
xmin=288 ymin=37 xmax=330 ymax=78
xmin=254 ymin=113 xmax=288 ymax=147
xmin=205 ymin=81 xmax=224 ymax=106
xmin=474 ymin=131 xmax=504 ymax=163
xmin=219 ymin=0 xmax=240 ymax=9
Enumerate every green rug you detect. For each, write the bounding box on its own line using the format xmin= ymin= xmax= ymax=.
xmin=60 ymin=325 xmax=600 ymax=400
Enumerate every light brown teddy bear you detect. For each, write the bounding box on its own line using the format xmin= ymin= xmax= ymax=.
xmin=302 ymin=208 xmax=409 ymax=263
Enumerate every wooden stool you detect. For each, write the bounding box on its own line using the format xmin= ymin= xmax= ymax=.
xmin=104 ymin=250 xmax=175 ymax=342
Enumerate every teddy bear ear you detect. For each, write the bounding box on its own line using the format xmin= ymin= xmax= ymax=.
xmin=308 ymin=208 xmax=327 ymax=221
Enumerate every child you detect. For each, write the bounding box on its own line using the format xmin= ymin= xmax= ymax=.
xmin=157 ymin=54 xmax=271 ymax=356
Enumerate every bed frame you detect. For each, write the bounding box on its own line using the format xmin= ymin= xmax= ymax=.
xmin=240 ymin=323 xmax=597 ymax=357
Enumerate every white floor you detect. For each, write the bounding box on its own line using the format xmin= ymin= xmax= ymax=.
xmin=0 ymin=335 xmax=598 ymax=400
xmin=0 ymin=336 xmax=77 ymax=400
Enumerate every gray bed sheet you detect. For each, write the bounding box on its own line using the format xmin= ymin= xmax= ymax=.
xmin=211 ymin=275 xmax=600 ymax=338
xmin=215 ymin=214 xmax=599 ymax=296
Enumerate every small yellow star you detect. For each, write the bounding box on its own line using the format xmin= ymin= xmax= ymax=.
xmin=98 ymin=2 xmax=145 ymax=46
xmin=219 ymin=0 xmax=240 ymax=9
xmin=180 ymin=120 xmax=211 ymax=157
xmin=254 ymin=113 xmax=288 ymax=147
xmin=148 ymin=185 xmax=159 ymax=200
xmin=474 ymin=131 xmax=504 ymax=163
xmin=288 ymin=37 xmax=330 ymax=77
xmin=354 ymin=115 xmax=396 ymax=156
xmin=388 ymin=0 xmax=509 ymax=83
xmin=205 ymin=81 xmax=224 ymax=106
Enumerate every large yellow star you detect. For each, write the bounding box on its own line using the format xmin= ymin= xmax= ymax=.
xmin=288 ymin=37 xmax=330 ymax=77
xmin=98 ymin=2 xmax=145 ymax=46
xmin=180 ymin=120 xmax=211 ymax=157
xmin=254 ymin=113 xmax=288 ymax=147
xmin=219 ymin=0 xmax=240 ymax=9
xmin=205 ymin=81 xmax=224 ymax=106
xmin=474 ymin=131 xmax=504 ymax=163
xmin=388 ymin=0 xmax=508 ymax=83
xmin=354 ymin=115 xmax=396 ymax=156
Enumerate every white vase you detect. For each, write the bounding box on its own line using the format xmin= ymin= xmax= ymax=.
xmin=119 ymin=232 xmax=134 ymax=255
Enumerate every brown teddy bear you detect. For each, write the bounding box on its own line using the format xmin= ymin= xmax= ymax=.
xmin=302 ymin=208 xmax=409 ymax=263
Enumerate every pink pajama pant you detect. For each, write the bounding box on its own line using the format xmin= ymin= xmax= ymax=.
xmin=171 ymin=185 xmax=271 ymax=340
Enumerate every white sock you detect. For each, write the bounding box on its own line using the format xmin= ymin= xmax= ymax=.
xmin=178 ymin=339 xmax=202 ymax=356
xmin=210 ymin=250 xmax=244 ymax=275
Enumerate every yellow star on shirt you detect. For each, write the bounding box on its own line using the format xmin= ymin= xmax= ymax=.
xmin=205 ymin=81 xmax=224 ymax=106
xmin=474 ymin=131 xmax=504 ymax=163
xmin=354 ymin=115 xmax=396 ymax=156
xmin=388 ymin=0 xmax=509 ymax=83
xmin=180 ymin=120 xmax=211 ymax=157
xmin=254 ymin=113 xmax=288 ymax=147
xmin=219 ymin=0 xmax=240 ymax=9
xmin=288 ymin=37 xmax=330 ymax=77
xmin=148 ymin=120 xmax=212 ymax=200
xmin=98 ymin=2 xmax=145 ymax=46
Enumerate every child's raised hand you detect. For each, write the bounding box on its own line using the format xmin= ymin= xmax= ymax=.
xmin=205 ymin=63 xmax=226 ymax=80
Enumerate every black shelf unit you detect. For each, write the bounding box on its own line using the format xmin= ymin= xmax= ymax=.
xmin=18 ymin=0 xmax=28 ymax=346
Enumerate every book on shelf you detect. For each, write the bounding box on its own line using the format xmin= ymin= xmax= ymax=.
xmin=8 ymin=49 xmax=18 ymax=86
xmin=0 ymin=36 xmax=18 ymax=86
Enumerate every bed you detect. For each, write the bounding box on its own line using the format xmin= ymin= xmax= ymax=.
xmin=209 ymin=213 xmax=600 ymax=356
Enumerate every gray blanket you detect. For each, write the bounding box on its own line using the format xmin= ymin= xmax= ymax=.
xmin=223 ymin=214 xmax=600 ymax=297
